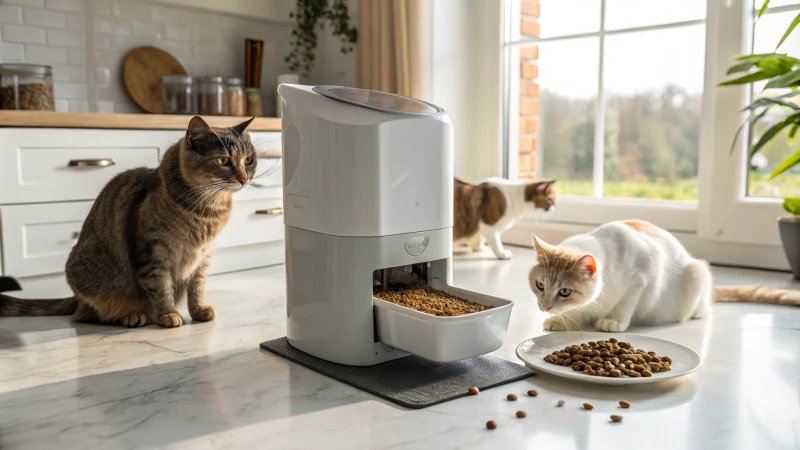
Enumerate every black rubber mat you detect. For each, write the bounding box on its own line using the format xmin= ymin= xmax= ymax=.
xmin=260 ymin=337 xmax=534 ymax=409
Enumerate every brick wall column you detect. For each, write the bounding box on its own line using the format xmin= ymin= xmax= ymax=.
xmin=518 ymin=0 xmax=540 ymax=180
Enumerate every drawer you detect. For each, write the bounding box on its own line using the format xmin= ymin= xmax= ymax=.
xmin=217 ymin=197 xmax=285 ymax=249
xmin=0 ymin=202 xmax=92 ymax=278
xmin=0 ymin=129 xmax=168 ymax=204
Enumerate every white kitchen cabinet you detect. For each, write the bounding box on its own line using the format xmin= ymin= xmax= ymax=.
xmin=0 ymin=128 xmax=284 ymax=298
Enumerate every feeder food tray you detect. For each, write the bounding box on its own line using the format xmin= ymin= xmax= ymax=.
xmin=373 ymin=285 xmax=513 ymax=362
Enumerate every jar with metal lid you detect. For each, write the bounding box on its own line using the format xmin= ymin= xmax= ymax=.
xmin=162 ymin=75 xmax=193 ymax=114
xmin=0 ymin=63 xmax=54 ymax=111
xmin=195 ymin=76 xmax=225 ymax=116
xmin=225 ymin=77 xmax=245 ymax=116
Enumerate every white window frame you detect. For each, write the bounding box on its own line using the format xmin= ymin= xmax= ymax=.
xmin=500 ymin=0 xmax=795 ymax=271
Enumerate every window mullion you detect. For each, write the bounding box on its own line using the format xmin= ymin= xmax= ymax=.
xmin=592 ymin=0 xmax=607 ymax=198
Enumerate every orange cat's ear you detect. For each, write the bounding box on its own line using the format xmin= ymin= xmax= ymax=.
xmin=575 ymin=255 xmax=597 ymax=277
xmin=186 ymin=116 xmax=215 ymax=145
xmin=532 ymin=234 xmax=551 ymax=259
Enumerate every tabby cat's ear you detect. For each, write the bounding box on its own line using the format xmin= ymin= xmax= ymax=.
xmin=231 ymin=116 xmax=256 ymax=135
xmin=185 ymin=116 xmax=215 ymax=146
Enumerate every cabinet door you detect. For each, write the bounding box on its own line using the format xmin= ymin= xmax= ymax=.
xmin=0 ymin=202 xmax=93 ymax=278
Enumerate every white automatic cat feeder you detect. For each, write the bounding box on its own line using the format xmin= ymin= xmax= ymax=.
xmin=279 ymin=84 xmax=514 ymax=366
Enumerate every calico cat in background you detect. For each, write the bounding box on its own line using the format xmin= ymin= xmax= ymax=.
xmin=529 ymin=219 xmax=800 ymax=332
xmin=0 ymin=116 xmax=264 ymax=327
xmin=454 ymin=177 xmax=556 ymax=259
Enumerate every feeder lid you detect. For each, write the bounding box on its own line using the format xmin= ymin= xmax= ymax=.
xmin=312 ymin=85 xmax=444 ymax=116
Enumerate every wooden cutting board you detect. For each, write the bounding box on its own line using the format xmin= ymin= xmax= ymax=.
xmin=122 ymin=47 xmax=187 ymax=114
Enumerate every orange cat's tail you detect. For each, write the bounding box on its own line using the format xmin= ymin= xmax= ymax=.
xmin=713 ymin=285 xmax=800 ymax=306
xmin=0 ymin=294 xmax=79 ymax=316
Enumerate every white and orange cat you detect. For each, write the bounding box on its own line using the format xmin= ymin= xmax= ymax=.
xmin=454 ymin=177 xmax=556 ymax=260
xmin=529 ymin=220 xmax=800 ymax=332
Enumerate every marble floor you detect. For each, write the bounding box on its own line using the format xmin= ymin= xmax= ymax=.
xmin=1 ymin=247 xmax=799 ymax=450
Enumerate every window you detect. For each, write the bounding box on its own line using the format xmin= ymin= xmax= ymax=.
xmin=502 ymin=0 xmax=798 ymax=270
xmin=747 ymin=4 xmax=800 ymax=198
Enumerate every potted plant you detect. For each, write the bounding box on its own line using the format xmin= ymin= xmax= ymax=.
xmin=721 ymin=0 xmax=800 ymax=278
xmin=285 ymin=0 xmax=357 ymax=80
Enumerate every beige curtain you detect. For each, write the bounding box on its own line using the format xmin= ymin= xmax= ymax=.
xmin=357 ymin=0 xmax=424 ymax=98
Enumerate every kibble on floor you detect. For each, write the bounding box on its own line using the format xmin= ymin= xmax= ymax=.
xmin=557 ymin=400 xmax=565 ymax=407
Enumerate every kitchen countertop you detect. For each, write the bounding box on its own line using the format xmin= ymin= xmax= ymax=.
xmin=0 ymin=111 xmax=281 ymax=131
xmin=1 ymin=247 xmax=799 ymax=449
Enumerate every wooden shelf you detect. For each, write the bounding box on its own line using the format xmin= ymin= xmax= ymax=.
xmin=0 ymin=111 xmax=281 ymax=131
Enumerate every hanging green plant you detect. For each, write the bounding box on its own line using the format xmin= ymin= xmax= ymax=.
xmin=285 ymin=0 xmax=357 ymax=79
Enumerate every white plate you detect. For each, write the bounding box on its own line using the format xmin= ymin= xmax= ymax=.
xmin=516 ymin=332 xmax=701 ymax=385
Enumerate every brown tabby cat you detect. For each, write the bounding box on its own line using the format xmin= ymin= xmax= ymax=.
xmin=0 ymin=116 xmax=257 ymax=327
xmin=454 ymin=177 xmax=556 ymax=259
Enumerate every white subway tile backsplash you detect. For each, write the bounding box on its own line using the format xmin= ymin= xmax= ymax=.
xmin=93 ymin=17 xmax=129 ymax=35
xmin=51 ymin=64 xmax=86 ymax=81
xmin=67 ymin=99 xmax=88 ymax=111
xmin=93 ymin=34 xmax=109 ymax=49
xmin=110 ymin=34 xmax=149 ymax=51
xmin=0 ymin=5 xmax=23 ymax=24
xmin=54 ymin=98 xmax=68 ymax=111
xmin=67 ymin=47 xmax=84 ymax=63
xmin=163 ymin=23 xmax=190 ymax=42
xmin=2 ymin=0 xmax=45 ymax=7
xmin=113 ymin=0 xmax=151 ymax=21
xmin=192 ymin=28 xmax=216 ymax=45
xmin=0 ymin=42 xmax=24 ymax=61
xmin=53 ymin=81 xmax=87 ymax=99
xmin=131 ymin=20 xmax=161 ymax=39
xmin=1 ymin=24 xmax=46 ymax=44
xmin=94 ymin=66 xmax=108 ymax=84
xmin=25 ymin=44 xmax=68 ymax=63
xmin=66 ymin=13 xmax=83 ymax=30
xmin=47 ymin=28 xmax=84 ymax=47
xmin=94 ymin=99 xmax=113 ymax=112
xmin=45 ymin=0 xmax=83 ymax=12
xmin=88 ymin=0 xmax=111 ymax=16
xmin=92 ymin=49 xmax=112 ymax=66
xmin=23 ymin=8 xmax=67 ymax=28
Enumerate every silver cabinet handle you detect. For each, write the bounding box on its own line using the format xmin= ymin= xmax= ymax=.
xmin=255 ymin=207 xmax=283 ymax=215
xmin=68 ymin=159 xmax=115 ymax=167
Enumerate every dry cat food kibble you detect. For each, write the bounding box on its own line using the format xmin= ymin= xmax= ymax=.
xmin=468 ymin=386 xmax=480 ymax=395
xmin=583 ymin=403 xmax=594 ymax=410
xmin=543 ymin=339 xmax=672 ymax=378
xmin=507 ymin=394 xmax=517 ymax=401
xmin=373 ymin=285 xmax=494 ymax=316
xmin=610 ymin=415 xmax=623 ymax=422
xmin=527 ymin=389 xmax=538 ymax=397
xmin=619 ymin=400 xmax=631 ymax=408
xmin=557 ymin=400 xmax=565 ymax=407
xmin=486 ymin=420 xmax=497 ymax=430
xmin=0 ymin=83 xmax=54 ymax=111
xmin=516 ymin=411 xmax=527 ymax=418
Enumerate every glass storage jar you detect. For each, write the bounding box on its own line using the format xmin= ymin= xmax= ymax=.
xmin=195 ymin=76 xmax=225 ymax=116
xmin=246 ymin=88 xmax=263 ymax=116
xmin=162 ymin=75 xmax=193 ymax=114
xmin=225 ymin=77 xmax=245 ymax=116
xmin=0 ymin=63 xmax=54 ymax=111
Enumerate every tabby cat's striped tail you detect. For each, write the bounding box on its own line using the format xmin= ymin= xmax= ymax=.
xmin=0 ymin=294 xmax=79 ymax=316
xmin=713 ymin=285 xmax=800 ymax=306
